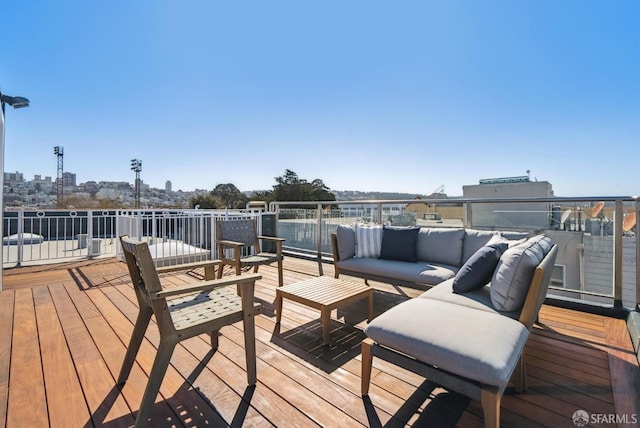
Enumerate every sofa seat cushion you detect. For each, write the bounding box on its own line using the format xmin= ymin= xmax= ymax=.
xmin=365 ymin=298 xmax=528 ymax=387
xmin=419 ymin=279 xmax=520 ymax=319
xmin=337 ymin=258 xmax=457 ymax=285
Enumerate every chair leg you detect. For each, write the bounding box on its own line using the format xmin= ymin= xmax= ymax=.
xmin=512 ymin=353 xmax=527 ymax=393
xmin=118 ymin=306 xmax=153 ymax=384
xmin=135 ymin=339 xmax=177 ymax=428
xmin=480 ymin=389 xmax=501 ymax=428
xmin=209 ymin=330 xmax=219 ymax=350
xmin=217 ymin=262 xmax=224 ymax=279
xmin=277 ymin=259 xmax=284 ymax=287
xmin=361 ymin=338 xmax=374 ymax=396
xmin=240 ymin=281 xmax=257 ymax=385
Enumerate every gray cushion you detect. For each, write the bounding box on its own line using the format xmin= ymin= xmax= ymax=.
xmin=379 ymin=226 xmax=420 ymax=262
xmin=365 ymin=298 xmax=529 ymax=387
xmin=453 ymin=242 xmax=508 ymax=293
xmin=420 ymin=279 xmax=520 ymax=319
xmin=337 ymin=258 xmax=456 ymax=285
xmin=416 ymin=228 xmax=465 ymax=266
xmin=335 ymin=224 xmax=356 ymax=261
xmin=462 ymin=229 xmax=498 ymax=263
xmin=490 ymin=235 xmax=554 ymax=312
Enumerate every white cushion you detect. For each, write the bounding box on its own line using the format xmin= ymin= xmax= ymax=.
xmin=354 ymin=224 xmax=383 ymax=258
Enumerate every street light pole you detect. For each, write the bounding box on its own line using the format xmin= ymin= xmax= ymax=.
xmin=130 ymin=159 xmax=142 ymax=209
xmin=1 ymin=91 xmax=30 ymax=292
xmin=54 ymin=146 xmax=64 ymax=208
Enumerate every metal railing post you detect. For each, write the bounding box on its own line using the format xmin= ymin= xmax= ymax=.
xmin=151 ymin=211 xmax=157 ymax=244
xmin=16 ymin=210 xmax=24 ymax=267
xmin=317 ymin=203 xmax=323 ymax=276
xmin=87 ymin=210 xmax=94 ymax=259
xmin=464 ymin=202 xmax=472 ymax=228
xmin=613 ymin=199 xmax=623 ymax=308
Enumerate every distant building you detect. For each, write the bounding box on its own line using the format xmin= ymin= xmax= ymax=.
xmin=165 ymin=180 xmax=172 ymax=192
xmin=463 ymin=176 xmax=554 ymax=230
xmin=4 ymin=171 xmax=24 ymax=183
xmin=62 ymin=172 xmax=77 ymax=187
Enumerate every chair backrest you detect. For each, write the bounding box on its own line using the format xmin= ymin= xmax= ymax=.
xmin=216 ymin=219 xmax=259 ymax=248
xmin=518 ymin=244 xmax=558 ymax=331
xmin=120 ymin=235 xmax=164 ymax=300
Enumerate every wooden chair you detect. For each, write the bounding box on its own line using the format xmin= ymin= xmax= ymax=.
xmin=118 ymin=235 xmax=261 ymax=427
xmin=215 ymin=218 xmax=285 ymax=287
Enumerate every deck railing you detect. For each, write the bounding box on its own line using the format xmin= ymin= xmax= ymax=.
xmin=3 ymin=197 xmax=639 ymax=312
xmin=1 ymin=208 xmax=266 ymax=270
xmin=270 ymin=197 xmax=640 ymax=312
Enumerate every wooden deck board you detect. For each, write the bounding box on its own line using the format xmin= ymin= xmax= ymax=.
xmin=1 ymin=256 xmax=638 ymax=427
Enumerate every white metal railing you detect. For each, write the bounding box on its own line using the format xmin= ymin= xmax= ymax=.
xmin=1 ymin=209 xmax=266 ymax=269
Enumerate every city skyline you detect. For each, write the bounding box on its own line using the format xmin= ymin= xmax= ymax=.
xmin=2 ymin=1 xmax=639 ymax=197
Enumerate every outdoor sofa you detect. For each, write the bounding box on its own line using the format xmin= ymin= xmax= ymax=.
xmin=331 ymin=224 xmax=558 ymax=427
xmin=331 ymin=224 xmax=529 ymax=289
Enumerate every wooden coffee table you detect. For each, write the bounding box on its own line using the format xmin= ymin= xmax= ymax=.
xmin=275 ymin=276 xmax=373 ymax=344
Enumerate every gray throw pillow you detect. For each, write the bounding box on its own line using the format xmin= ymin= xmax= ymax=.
xmin=490 ymin=235 xmax=553 ymax=312
xmin=335 ymin=224 xmax=356 ymax=261
xmin=379 ymin=226 xmax=420 ymax=262
xmin=453 ymin=242 xmax=509 ymax=293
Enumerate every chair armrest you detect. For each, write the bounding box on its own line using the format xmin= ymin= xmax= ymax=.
xmin=151 ymin=273 xmax=262 ymax=299
xmin=217 ymin=239 xmax=244 ymax=248
xmin=257 ymin=236 xmax=284 ymax=255
xmin=257 ymin=236 xmax=285 ymax=242
xmin=156 ymin=259 xmax=221 ymax=280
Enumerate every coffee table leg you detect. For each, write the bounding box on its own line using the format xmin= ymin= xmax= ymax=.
xmin=321 ymin=307 xmax=331 ymax=344
xmin=367 ymin=290 xmax=373 ymax=322
xmin=275 ymin=291 xmax=283 ymax=324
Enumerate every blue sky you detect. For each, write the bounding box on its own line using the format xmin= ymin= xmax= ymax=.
xmin=1 ymin=1 xmax=638 ymax=196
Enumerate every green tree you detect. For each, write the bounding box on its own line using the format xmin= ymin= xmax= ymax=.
xmin=211 ymin=183 xmax=249 ymax=209
xmin=270 ymin=170 xmax=336 ymax=206
xmin=188 ymin=193 xmax=224 ymax=209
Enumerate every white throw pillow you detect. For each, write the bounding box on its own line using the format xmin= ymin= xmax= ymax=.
xmin=354 ymin=224 xmax=383 ymax=258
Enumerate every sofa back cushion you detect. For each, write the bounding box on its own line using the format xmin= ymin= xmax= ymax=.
xmin=490 ymin=234 xmax=554 ymax=312
xmin=335 ymin=224 xmax=356 ymax=261
xmin=416 ymin=228 xmax=465 ymax=266
xmin=462 ymin=229 xmax=500 ymax=264
xmin=354 ymin=223 xmax=383 ymax=258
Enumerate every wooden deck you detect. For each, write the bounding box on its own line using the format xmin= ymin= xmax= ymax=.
xmin=1 ymin=257 xmax=639 ymax=427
